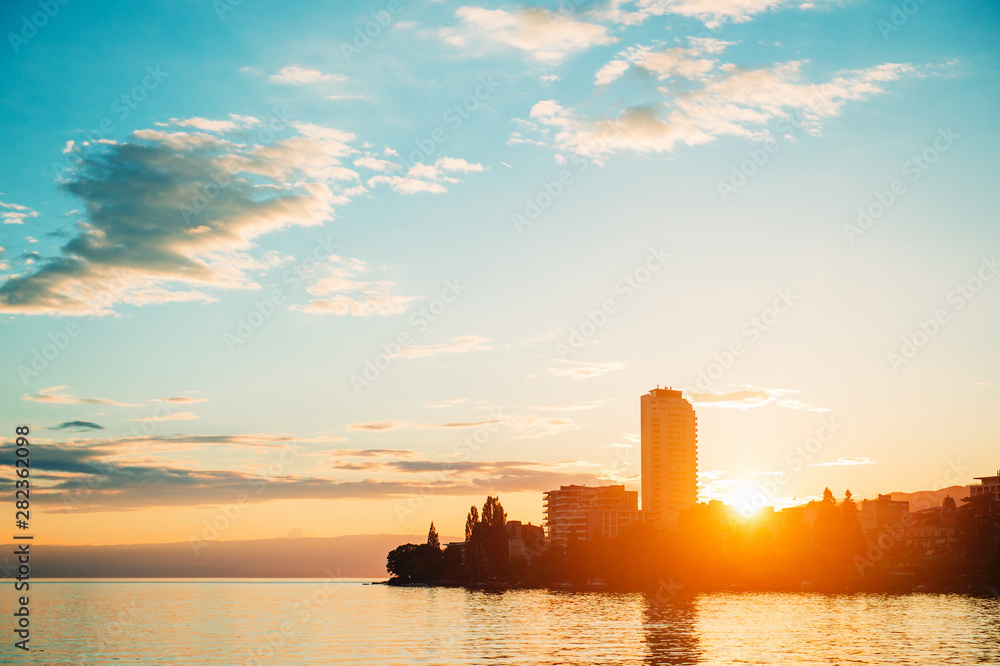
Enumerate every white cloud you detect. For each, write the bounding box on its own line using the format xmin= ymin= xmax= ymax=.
xmin=156 ymin=115 xmax=261 ymax=133
xmin=393 ymin=335 xmax=493 ymax=359
xmin=809 ymin=456 xmax=874 ymax=467
xmin=0 ymin=198 xmax=39 ymax=225
xmin=522 ymin=61 xmax=919 ymax=159
xmin=268 ymin=65 xmax=346 ymax=85
xmin=441 ymin=7 xmax=616 ymax=63
xmin=0 ymin=121 xmax=482 ymax=316
xmin=685 ymin=386 xmax=828 ymax=411
xmin=290 ymin=255 xmax=416 ymax=316
xmin=547 ymin=359 xmax=627 ymax=380
xmin=368 ymin=156 xmax=484 ymax=194
xmin=21 ymin=386 xmax=141 ymax=407
xmin=600 ymin=0 xmax=828 ymax=28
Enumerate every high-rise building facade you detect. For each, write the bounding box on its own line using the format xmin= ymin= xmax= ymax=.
xmin=543 ymin=484 xmax=640 ymax=545
xmin=641 ymin=387 xmax=698 ymax=530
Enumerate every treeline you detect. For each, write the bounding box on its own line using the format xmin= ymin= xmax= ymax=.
xmin=386 ymin=490 xmax=1000 ymax=593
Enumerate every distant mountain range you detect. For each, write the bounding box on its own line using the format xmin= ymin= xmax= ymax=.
xmin=888 ymin=485 xmax=969 ymax=510
xmin=2 ymin=534 xmax=459 ymax=579
xmin=5 ymin=486 xmax=973 ymax=578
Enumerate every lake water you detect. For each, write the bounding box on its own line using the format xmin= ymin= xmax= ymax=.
xmin=3 ymin=580 xmax=999 ymax=664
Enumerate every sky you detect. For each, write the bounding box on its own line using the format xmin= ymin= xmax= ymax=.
xmin=0 ymin=0 xmax=998 ymax=547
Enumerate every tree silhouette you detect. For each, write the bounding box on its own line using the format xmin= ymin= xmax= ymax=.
xmin=427 ymin=522 xmax=440 ymax=550
xmin=481 ymin=496 xmax=509 ymax=579
xmin=464 ymin=505 xmax=479 ymax=543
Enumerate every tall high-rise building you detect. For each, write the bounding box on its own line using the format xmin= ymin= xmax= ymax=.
xmin=641 ymin=387 xmax=698 ymax=530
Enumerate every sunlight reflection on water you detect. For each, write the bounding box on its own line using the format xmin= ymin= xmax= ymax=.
xmin=4 ymin=581 xmax=999 ymax=664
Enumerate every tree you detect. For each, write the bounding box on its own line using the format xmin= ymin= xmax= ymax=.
xmin=813 ymin=488 xmax=841 ymax=580
xmin=465 ymin=506 xmax=479 ymax=543
xmin=386 ymin=543 xmax=444 ymax=583
xmin=839 ymin=489 xmax=866 ymax=578
xmin=427 ymin=522 xmax=441 ymax=550
xmin=957 ymin=493 xmax=1000 ymax=586
xmin=481 ymin=496 xmax=509 ymax=579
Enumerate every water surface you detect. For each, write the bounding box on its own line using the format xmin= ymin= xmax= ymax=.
xmin=3 ymin=580 xmax=998 ymax=664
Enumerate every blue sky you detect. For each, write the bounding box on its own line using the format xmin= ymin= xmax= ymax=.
xmin=1 ymin=0 xmax=998 ymax=545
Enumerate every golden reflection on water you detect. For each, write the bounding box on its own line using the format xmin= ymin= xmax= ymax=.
xmin=4 ymin=581 xmax=998 ymax=664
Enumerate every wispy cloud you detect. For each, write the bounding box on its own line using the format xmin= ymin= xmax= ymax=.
xmin=268 ymin=65 xmax=346 ymax=85
xmin=289 ymin=255 xmax=416 ymax=316
xmin=393 ymin=335 xmax=493 ymax=359
xmin=599 ymin=0 xmax=830 ymax=28
xmin=49 ymin=420 xmax=104 ymax=431
xmin=809 ymin=456 xmax=874 ymax=467
xmin=131 ymin=412 xmax=199 ymax=422
xmin=0 ymin=197 xmax=39 ymax=225
xmin=13 ymin=442 xmax=606 ymax=511
xmin=518 ymin=61 xmax=923 ymax=161
xmin=547 ymin=359 xmax=627 ymax=380
xmin=22 ymin=386 xmax=141 ymax=407
xmin=425 ymin=398 xmax=468 ymax=409
xmin=685 ymin=386 xmax=827 ymax=411
xmin=346 ymin=419 xmax=502 ymax=432
xmin=440 ymin=7 xmax=615 ymax=63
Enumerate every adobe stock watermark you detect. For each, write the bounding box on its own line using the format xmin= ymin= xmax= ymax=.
xmin=716 ymin=89 xmax=831 ymax=202
xmin=223 ymin=233 xmax=338 ymax=352
xmin=393 ymin=412 xmax=504 ymax=522
xmin=693 ymin=288 xmax=799 ymax=390
xmin=887 ymin=254 xmax=998 ymax=371
xmin=878 ymin=0 xmax=930 ymax=39
xmin=60 ymin=399 xmax=183 ymax=511
xmin=7 ymin=0 xmax=70 ymax=54
xmin=556 ymin=246 xmax=670 ymax=358
xmin=17 ymin=270 xmax=132 ymax=384
xmin=350 ymin=278 xmax=466 ymax=395
xmin=739 ymin=415 xmax=844 ymax=517
xmin=854 ymin=459 xmax=968 ymax=576
xmin=339 ymin=0 xmax=410 ymax=62
xmin=180 ymin=107 xmax=296 ymax=224
xmin=52 ymin=65 xmax=171 ymax=181
xmin=844 ymin=127 xmax=959 ymax=244
xmin=189 ymin=442 xmax=305 ymax=554
xmin=242 ymin=573 xmax=341 ymax=665
xmin=397 ymin=75 xmax=501 ymax=173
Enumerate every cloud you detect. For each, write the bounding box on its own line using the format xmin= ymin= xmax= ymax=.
xmin=0 ymin=123 xmax=353 ymax=315
xmin=331 ymin=448 xmax=416 ymax=458
xmin=685 ymin=386 xmax=827 ymax=411
xmin=595 ymin=39 xmax=728 ymax=86
xmin=289 ymin=255 xmax=416 ymax=316
xmin=440 ymin=7 xmax=616 ymax=63
xmin=519 ymin=61 xmax=919 ymax=160
xmin=0 ymin=117 xmax=479 ymax=316
xmin=393 ymin=335 xmax=492 ymax=359
xmin=504 ymin=414 xmax=580 ymax=438
xmin=368 ymin=157 xmax=484 ymax=195
xmin=546 ymin=359 xmax=627 ymax=379
xmin=533 ymin=401 xmax=605 ymax=412
xmin=131 ymin=412 xmax=199 ymax=422
xmin=0 ymin=198 xmax=39 ymax=225
xmin=22 ymin=386 xmax=141 ymax=407
xmin=425 ymin=398 xmax=468 ymax=408
xmin=346 ymin=419 xmax=502 ymax=431
xmin=49 ymin=421 xmax=104 ymax=431
xmin=155 ymin=115 xmax=261 ymax=133
xmin=809 ymin=456 xmax=874 ymax=467
xmin=5 ymin=442 xmax=607 ymax=511
xmin=158 ymin=396 xmax=209 ymax=404
xmin=268 ymin=65 xmax=346 ymax=85
xmin=600 ymin=0 xmax=827 ymax=28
